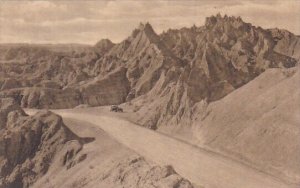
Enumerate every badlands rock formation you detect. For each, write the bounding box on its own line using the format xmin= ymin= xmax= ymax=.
xmin=0 ymin=98 xmax=86 ymax=188
xmin=0 ymin=14 xmax=299 ymax=186
xmin=0 ymin=14 xmax=298 ymax=111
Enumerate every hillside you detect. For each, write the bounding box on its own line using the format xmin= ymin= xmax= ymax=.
xmin=190 ymin=67 xmax=300 ymax=184
xmin=101 ymin=66 xmax=298 ymax=185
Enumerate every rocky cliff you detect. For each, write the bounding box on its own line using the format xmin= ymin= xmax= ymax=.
xmin=122 ymin=14 xmax=299 ymax=129
xmin=0 ymin=15 xmax=298 ymax=111
xmin=0 ymin=98 xmax=87 ymax=188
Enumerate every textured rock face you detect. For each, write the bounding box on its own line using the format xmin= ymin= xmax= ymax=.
xmin=0 ymin=98 xmax=25 ymax=129
xmin=80 ymin=67 xmax=130 ymax=106
xmin=0 ymin=87 xmax=82 ymax=109
xmin=0 ymin=14 xmax=299 ymax=134
xmin=125 ymin=15 xmax=299 ymax=130
xmin=269 ymin=28 xmax=300 ymax=60
xmin=99 ymin=155 xmax=194 ymax=188
xmin=0 ymin=15 xmax=298 ymax=112
xmin=0 ymin=99 xmax=85 ymax=188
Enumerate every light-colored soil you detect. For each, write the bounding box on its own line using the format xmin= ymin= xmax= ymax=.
xmin=26 ymin=108 xmax=298 ymax=188
xmin=30 ymin=117 xmax=195 ymax=188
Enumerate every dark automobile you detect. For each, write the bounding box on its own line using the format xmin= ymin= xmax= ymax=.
xmin=110 ymin=105 xmax=123 ymax=112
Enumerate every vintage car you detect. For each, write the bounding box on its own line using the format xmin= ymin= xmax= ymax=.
xmin=110 ymin=105 xmax=123 ymax=112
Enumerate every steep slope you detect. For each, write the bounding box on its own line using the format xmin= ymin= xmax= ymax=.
xmin=102 ymin=22 xmax=182 ymax=98
xmin=128 ymin=14 xmax=298 ymax=129
xmin=79 ymin=67 xmax=130 ymax=106
xmin=0 ymin=98 xmax=86 ymax=188
xmin=121 ymin=66 xmax=300 ymax=185
xmin=190 ymin=67 xmax=300 ymax=184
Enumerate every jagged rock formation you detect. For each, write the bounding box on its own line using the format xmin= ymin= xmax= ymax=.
xmin=0 ymin=98 xmax=86 ymax=188
xmin=0 ymin=15 xmax=298 ymax=111
xmin=269 ymin=28 xmax=300 ymax=60
xmin=0 ymin=14 xmax=299 ymax=186
xmin=123 ymin=14 xmax=299 ymax=129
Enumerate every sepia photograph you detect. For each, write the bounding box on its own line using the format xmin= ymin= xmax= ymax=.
xmin=0 ymin=0 xmax=299 ymax=188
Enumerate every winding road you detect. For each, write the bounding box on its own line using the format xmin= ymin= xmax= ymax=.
xmin=26 ymin=109 xmax=296 ymax=188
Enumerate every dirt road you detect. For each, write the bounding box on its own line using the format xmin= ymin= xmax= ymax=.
xmin=26 ymin=109 xmax=296 ymax=188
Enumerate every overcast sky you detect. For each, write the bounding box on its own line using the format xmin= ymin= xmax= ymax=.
xmin=0 ymin=0 xmax=299 ymax=44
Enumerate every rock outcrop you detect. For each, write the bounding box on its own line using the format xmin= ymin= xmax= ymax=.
xmin=79 ymin=67 xmax=130 ymax=106
xmin=269 ymin=28 xmax=300 ymax=60
xmin=98 ymin=155 xmax=194 ymax=188
xmin=0 ymin=98 xmax=86 ymax=188
xmin=126 ymin=14 xmax=299 ymax=129
xmin=0 ymin=15 xmax=298 ymax=113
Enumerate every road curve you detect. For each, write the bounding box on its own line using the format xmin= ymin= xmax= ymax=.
xmin=26 ymin=110 xmax=296 ymax=188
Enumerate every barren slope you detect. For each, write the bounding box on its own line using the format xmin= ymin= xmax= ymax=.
xmin=30 ymin=118 xmax=195 ymax=188
xmin=190 ymin=67 xmax=300 ymax=184
xmin=25 ymin=108 xmax=297 ymax=188
xmin=124 ymin=67 xmax=300 ymax=185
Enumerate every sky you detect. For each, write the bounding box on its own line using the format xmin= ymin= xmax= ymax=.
xmin=0 ymin=0 xmax=299 ymax=44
